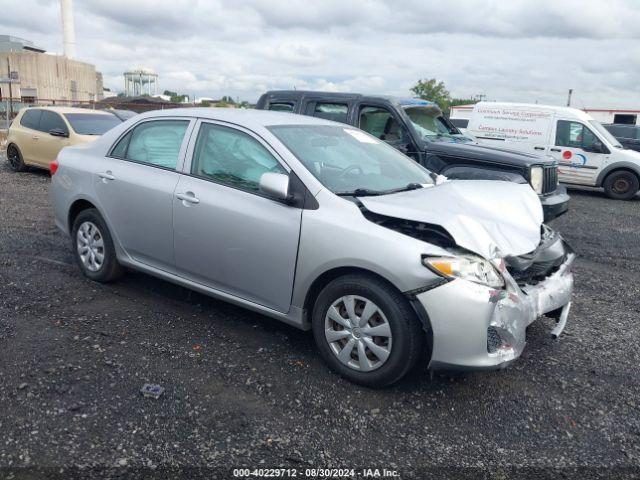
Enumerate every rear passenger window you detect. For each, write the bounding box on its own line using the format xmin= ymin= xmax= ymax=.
xmin=268 ymin=102 xmax=295 ymax=112
xmin=191 ymin=123 xmax=286 ymax=192
xmin=111 ymin=120 xmax=189 ymax=169
xmin=20 ymin=109 xmax=42 ymax=130
xmin=312 ymin=103 xmax=348 ymax=123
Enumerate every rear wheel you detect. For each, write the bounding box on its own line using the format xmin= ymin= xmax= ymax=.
xmin=311 ymin=274 xmax=425 ymax=388
xmin=71 ymin=209 xmax=123 ymax=282
xmin=6 ymin=144 xmax=26 ymax=172
xmin=603 ymin=170 xmax=639 ymax=200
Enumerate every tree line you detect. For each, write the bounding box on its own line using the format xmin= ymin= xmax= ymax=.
xmin=410 ymin=78 xmax=480 ymax=116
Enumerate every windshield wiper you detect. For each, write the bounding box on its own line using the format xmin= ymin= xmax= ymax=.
xmin=337 ymin=183 xmax=425 ymax=197
xmin=381 ymin=183 xmax=425 ymax=194
xmin=335 ymin=188 xmax=384 ymax=197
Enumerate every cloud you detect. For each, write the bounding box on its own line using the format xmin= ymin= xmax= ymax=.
xmin=0 ymin=0 xmax=639 ymax=107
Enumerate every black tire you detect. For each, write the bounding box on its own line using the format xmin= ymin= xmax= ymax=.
xmin=71 ymin=208 xmax=123 ymax=282
xmin=311 ymin=274 xmax=426 ymax=388
xmin=6 ymin=144 xmax=26 ymax=172
xmin=603 ymin=170 xmax=639 ymax=200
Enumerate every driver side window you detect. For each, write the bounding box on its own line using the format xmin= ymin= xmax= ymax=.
xmin=359 ymin=106 xmax=404 ymax=143
xmin=191 ymin=123 xmax=286 ymax=192
xmin=555 ymin=120 xmax=599 ymax=150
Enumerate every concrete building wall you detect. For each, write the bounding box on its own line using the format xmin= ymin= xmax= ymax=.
xmin=0 ymin=52 xmax=103 ymax=102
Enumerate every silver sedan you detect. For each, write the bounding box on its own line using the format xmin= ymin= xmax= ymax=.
xmin=49 ymin=109 xmax=574 ymax=387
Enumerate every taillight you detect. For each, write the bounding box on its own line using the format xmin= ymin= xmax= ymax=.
xmin=50 ymin=159 xmax=59 ymax=175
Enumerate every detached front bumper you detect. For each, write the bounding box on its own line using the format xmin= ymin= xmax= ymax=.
xmin=414 ymin=250 xmax=575 ymax=371
xmin=540 ymin=185 xmax=570 ymax=221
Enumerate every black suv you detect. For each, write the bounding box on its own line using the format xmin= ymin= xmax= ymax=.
xmin=256 ymin=91 xmax=570 ymax=220
xmin=603 ymin=124 xmax=640 ymax=152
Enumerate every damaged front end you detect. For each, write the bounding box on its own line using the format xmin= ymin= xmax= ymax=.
xmin=413 ymin=226 xmax=575 ymax=371
xmin=355 ymin=180 xmax=575 ymax=371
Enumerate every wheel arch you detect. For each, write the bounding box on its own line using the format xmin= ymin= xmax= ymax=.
xmin=67 ymin=198 xmax=99 ymax=233
xmin=596 ymin=162 xmax=640 ymax=187
xmin=6 ymin=142 xmax=23 ymax=160
xmin=302 ymin=266 xmax=433 ymax=337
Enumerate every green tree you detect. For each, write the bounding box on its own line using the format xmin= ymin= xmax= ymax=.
xmin=163 ymin=90 xmax=177 ymax=97
xmin=410 ymin=78 xmax=451 ymax=113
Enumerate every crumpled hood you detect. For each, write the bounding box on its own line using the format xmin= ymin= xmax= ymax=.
xmin=359 ymin=180 xmax=543 ymax=259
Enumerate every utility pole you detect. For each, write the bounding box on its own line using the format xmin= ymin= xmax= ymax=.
xmin=566 ymin=89 xmax=573 ymax=107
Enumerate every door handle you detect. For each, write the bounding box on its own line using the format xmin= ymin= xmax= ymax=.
xmin=534 ymin=146 xmax=545 ymax=151
xmin=176 ymin=192 xmax=200 ymax=204
xmin=32 ymin=135 xmax=39 ymax=140
xmin=97 ymin=171 xmax=115 ymax=181
xmin=550 ymin=148 xmax=561 ymax=152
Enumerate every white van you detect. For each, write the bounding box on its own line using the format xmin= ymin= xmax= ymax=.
xmin=467 ymin=102 xmax=640 ymax=199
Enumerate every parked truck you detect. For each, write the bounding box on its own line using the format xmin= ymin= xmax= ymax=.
xmin=257 ymin=91 xmax=569 ymax=220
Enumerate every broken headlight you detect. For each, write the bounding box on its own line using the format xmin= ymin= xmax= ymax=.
xmin=530 ymin=166 xmax=544 ymax=194
xmin=423 ymin=254 xmax=505 ymax=288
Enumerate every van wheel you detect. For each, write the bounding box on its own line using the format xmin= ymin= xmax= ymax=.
xmin=603 ymin=170 xmax=639 ymax=200
xmin=311 ymin=274 xmax=425 ymax=388
xmin=71 ymin=209 xmax=123 ymax=282
xmin=7 ymin=145 xmax=26 ymax=172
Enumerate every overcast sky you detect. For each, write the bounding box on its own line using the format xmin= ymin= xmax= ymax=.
xmin=2 ymin=0 xmax=639 ymax=106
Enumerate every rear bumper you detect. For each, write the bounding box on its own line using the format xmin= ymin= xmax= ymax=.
xmin=415 ymin=249 xmax=575 ymax=371
xmin=539 ymin=185 xmax=570 ymax=221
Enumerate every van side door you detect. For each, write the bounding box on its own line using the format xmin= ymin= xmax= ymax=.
xmin=551 ymin=119 xmax=609 ymax=186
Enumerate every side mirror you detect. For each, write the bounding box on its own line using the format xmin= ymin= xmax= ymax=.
xmin=259 ymin=172 xmax=290 ymax=202
xmin=49 ymin=128 xmax=69 ymax=138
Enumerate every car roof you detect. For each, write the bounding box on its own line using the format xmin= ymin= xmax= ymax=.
xmin=22 ymin=106 xmax=115 ymax=115
xmin=134 ymin=107 xmax=348 ymax=128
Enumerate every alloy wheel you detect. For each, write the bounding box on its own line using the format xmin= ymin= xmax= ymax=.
xmin=7 ymin=146 xmax=21 ymax=169
xmin=76 ymin=221 xmax=105 ymax=272
xmin=324 ymin=295 xmax=393 ymax=372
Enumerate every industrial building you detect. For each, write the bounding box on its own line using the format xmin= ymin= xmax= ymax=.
xmin=0 ymin=35 xmax=103 ymax=103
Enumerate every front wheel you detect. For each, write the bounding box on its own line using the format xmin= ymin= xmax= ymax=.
xmin=311 ymin=274 xmax=425 ymax=387
xmin=6 ymin=144 xmax=26 ymax=172
xmin=71 ymin=209 xmax=123 ymax=282
xmin=603 ymin=170 xmax=639 ymax=200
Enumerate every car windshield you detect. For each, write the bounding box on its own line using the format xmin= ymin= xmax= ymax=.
xmin=64 ymin=113 xmax=122 ymax=135
xmin=589 ymin=120 xmax=623 ymax=149
xmin=268 ymin=125 xmax=434 ymax=195
xmin=404 ymin=106 xmax=472 ymax=143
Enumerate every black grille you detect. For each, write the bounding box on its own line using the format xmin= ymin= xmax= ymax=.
xmin=487 ymin=327 xmax=503 ymax=353
xmin=507 ymin=253 xmax=566 ymax=286
xmin=542 ymin=166 xmax=558 ymax=194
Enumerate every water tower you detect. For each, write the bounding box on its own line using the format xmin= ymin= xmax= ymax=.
xmin=124 ymin=67 xmax=159 ymax=97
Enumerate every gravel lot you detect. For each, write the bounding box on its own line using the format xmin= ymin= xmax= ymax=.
xmin=0 ymin=154 xmax=639 ymax=479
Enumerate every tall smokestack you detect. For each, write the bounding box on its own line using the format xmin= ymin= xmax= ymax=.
xmin=60 ymin=0 xmax=77 ymax=59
